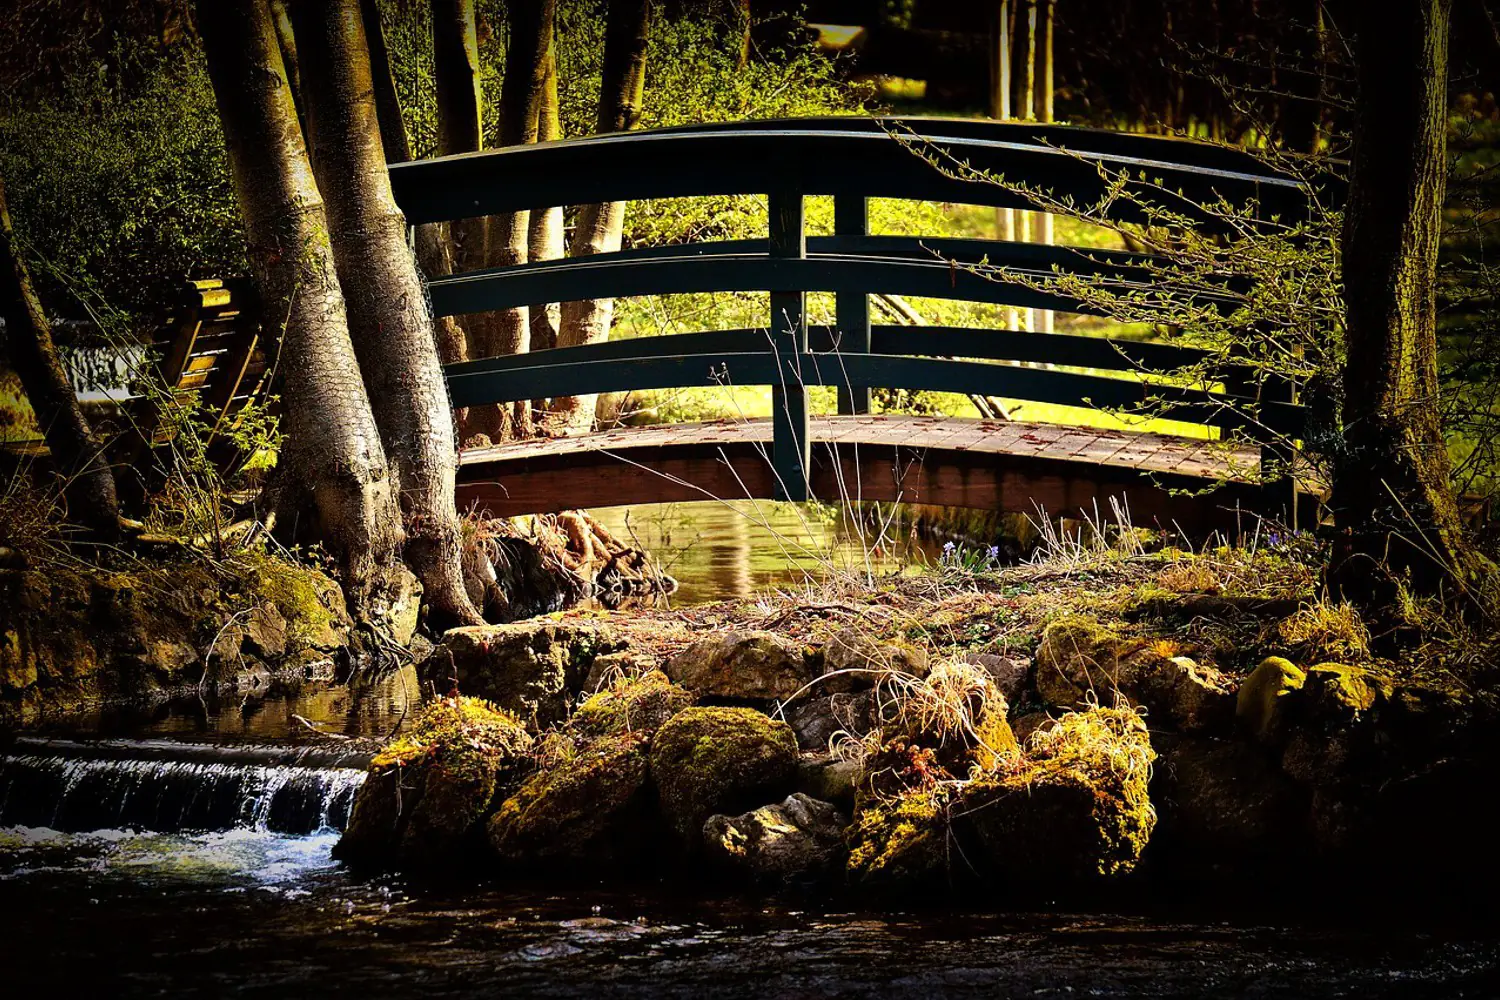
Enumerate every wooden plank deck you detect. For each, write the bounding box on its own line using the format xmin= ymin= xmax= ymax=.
xmin=457 ymin=415 xmax=1288 ymax=533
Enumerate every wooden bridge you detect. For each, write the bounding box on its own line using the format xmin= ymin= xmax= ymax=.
xmin=388 ymin=117 xmax=1320 ymax=533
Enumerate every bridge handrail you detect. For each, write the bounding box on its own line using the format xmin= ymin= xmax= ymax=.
xmin=389 ymin=117 xmax=1319 ymax=508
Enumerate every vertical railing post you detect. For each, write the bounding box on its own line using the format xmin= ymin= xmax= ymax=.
xmin=769 ymin=189 xmax=809 ymax=502
xmin=1260 ymin=373 xmax=1299 ymax=530
xmin=835 ymin=194 xmax=871 ymax=415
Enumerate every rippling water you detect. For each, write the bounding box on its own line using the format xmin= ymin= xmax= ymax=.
xmin=2 ymin=821 xmax=1498 ymax=998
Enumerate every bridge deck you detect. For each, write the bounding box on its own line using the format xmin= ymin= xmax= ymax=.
xmin=457 ymin=416 xmax=1283 ymax=533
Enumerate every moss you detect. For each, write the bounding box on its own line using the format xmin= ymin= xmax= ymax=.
xmin=239 ymin=551 xmax=345 ymax=648
xmin=963 ymin=705 xmax=1157 ymax=881
xmin=845 ymin=785 xmax=949 ymax=885
xmin=487 ymin=733 xmax=652 ymax=863
xmin=649 ymin=706 xmax=799 ymax=842
xmin=1236 ymin=656 xmax=1307 ymax=741
xmin=338 ymin=697 xmax=533 ymax=866
xmin=570 ymin=670 xmax=692 ymax=738
xmin=1305 ymin=663 xmax=1388 ymax=717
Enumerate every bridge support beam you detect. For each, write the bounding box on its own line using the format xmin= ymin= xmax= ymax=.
xmin=835 ymin=194 xmax=871 ymax=415
xmin=770 ymin=189 xmax=810 ymax=502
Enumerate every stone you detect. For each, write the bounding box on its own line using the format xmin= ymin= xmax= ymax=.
xmin=845 ymin=786 xmax=949 ymax=886
xmin=964 ymin=652 xmax=1031 ymax=705
xmin=488 ymin=733 xmax=654 ymax=863
xmin=1303 ymin=663 xmax=1387 ymax=718
xmin=1154 ymin=737 xmax=1309 ymax=858
xmin=569 ymin=670 xmax=693 ymax=738
xmin=241 ymin=603 xmax=288 ymax=659
xmin=421 ymin=622 xmax=621 ymax=728
xmin=1035 ymin=617 xmax=1232 ymax=733
xmin=1011 ymin=711 xmax=1054 ymax=745
xmin=581 ymin=649 xmax=661 ymax=695
xmin=819 ymin=629 xmax=928 ymax=692
xmin=795 ymin=753 xmax=862 ymax=805
xmin=650 ymin=706 xmax=800 ymax=842
xmin=784 ymin=689 xmax=878 ymax=751
xmin=703 ymin=793 xmax=848 ymax=880
xmin=336 ymin=698 xmax=532 ymax=867
xmin=1236 ymin=656 xmax=1306 ymax=743
xmin=962 ymin=706 xmax=1157 ymax=883
xmin=0 ymin=629 xmax=36 ymax=692
xmin=662 ymin=630 xmax=813 ymax=701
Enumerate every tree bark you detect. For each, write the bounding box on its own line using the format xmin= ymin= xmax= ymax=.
xmin=468 ymin=0 xmax=556 ymax=439
xmin=1331 ymin=0 xmax=1492 ymax=612
xmin=291 ymin=0 xmax=482 ymax=627
xmin=197 ymin=0 xmax=403 ymax=621
xmin=431 ymin=0 xmax=486 ymax=274
xmin=551 ymin=0 xmax=650 ymax=433
xmin=361 ymin=0 xmax=467 ymax=370
xmin=0 ymin=172 xmax=119 ymax=541
xmin=526 ymin=36 xmax=563 ymax=357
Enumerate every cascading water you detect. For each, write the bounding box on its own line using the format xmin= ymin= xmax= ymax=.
xmin=0 ymin=737 xmax=369 ymax=835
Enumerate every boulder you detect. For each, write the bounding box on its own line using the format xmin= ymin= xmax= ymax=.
xmin=963 ymin=652 xmax=1032 ymax=705
xmin=962 ymin=706 xmax=1157 ymax=883
xmin=649 ymin=706 xmax=799 ymax=842
xmin=1035 ymin=617 xmax=1233 ymax=733
xmin=662 ymin=630 xmax=813 ymax=701
xmin=704 ymin=793 xmax=848 ymax=880
xmin=569 ymin=670 xmax=693 ymax=738
xmin=784 ymin=689 xmax=878 ymax=751
xmin=845 ymin=786 xmax=950 ymax=886
xmin=1236 ymin=656 xmax=1306 ymax=743
xmin=487 ymin=733 xmax=654 ymax=864
xmin=1154 ymin=737 xmax=1309 ymax=860
xmin=819 ymin=629 xmax=928 ymax=692
xmin=795 ymin=753 xmax=861 ymax=806
xmin=1277 ymin=664 xmax=1392 ymax=786
xmin=420 ymin=622 xmax=621 ymax=729
xmin=336 ymin=697 xmax=533 ymax=867
xmin=581 ymin=649 xmax=661 ymax=695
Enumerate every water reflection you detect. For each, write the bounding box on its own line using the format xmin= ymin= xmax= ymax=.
xmin=589 ymin=501 xmax=939 ymax=604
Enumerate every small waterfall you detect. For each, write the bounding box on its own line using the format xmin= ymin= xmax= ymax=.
xmin=0 ymin=737 xmax=370 ymax=836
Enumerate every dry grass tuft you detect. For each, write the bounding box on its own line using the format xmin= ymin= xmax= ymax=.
xmin=1274 ymin=600 xmax=1372 ymax=663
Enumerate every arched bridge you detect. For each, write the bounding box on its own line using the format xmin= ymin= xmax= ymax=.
xmin=389 ymin=117 xmax=1320 ymax=534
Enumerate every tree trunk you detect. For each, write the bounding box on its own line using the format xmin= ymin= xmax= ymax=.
xmin=292 ymin=0 xmax=482 ymax=628
xmin=468 ymin=0 xmax=557 ymax=440
xmin=197 ymin=0 xmax=403 ymax=621
xmin=361 ymin=0 xmax=467 ymax=370
xmin=1036 ymin=0 xmax=1054 ymax=334
xmin=1331 ymin=0 xmax=1492 ymax=613
xmin=268 ymin=0 xmax=305 ymax=128
xmin=527 ymin=37 xmax=563 ymax=358
xmin=0 ymin=173 xmax=119 ymax=541
xmin=551 ymin=0 xmax=650 ymax=434
xmin=431 ymin=0 xmax=486 ymax=274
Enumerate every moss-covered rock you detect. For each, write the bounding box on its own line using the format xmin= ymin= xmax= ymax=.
xmin=820 ymin=629 xmax=929 ymax=692
xmin=487 ymin=733 xmax=654 ymax=864
xmin=1154 ymin=737 xmax=1309 ymax=863
xmin=962 ymin=706 xmax=1157 ymax=882
xmin=1036 ymin=617 xmax=1232 ymax=733
xmin=336 ymin=697 xmax=532 ymax=867
xmin=662 ymin=630 xmax=813 ymax=701
xmin=845 ymin=785 xmax=950 ymax=886
xmin=569 ymin=670 xmax=692 ymax=738
xmin=420 ymin=621 xmax=622 ymax=729
xmin=704 ymin=793 xmax=848 ymax=881
xmin=1236 ymin=656 xmax=1306 ymax=743
xmin=650 ymin=706 xmax=799 ymax=842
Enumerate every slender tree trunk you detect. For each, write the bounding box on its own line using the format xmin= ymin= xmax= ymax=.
xmin=431 ymin=0 xmax=486 ymax=274
xmin=269 ymin=0 xmax=305 ymax=127
xmin=551 ymin=0 xmax=650 ymax=433
xmin=0 ymin=173 xmax=119 ymax=541
xmin=468 ymin=0 xmax=556 ymax=439
xmin=291 ymin=0 xmax=482 ymax=627
xmin=1016 ymin=0 xmax=1038 ymax=332
xmin=527 ymin=37 xmax=563 ymax=358
xmin=361 ymin=0 xmax=467 ymax=371
xmin=197 ymin=0 xmax=403 ymax=621
xmin=736 ymin=0 xmax=752 ymax=70
xmin=1331 ymin=0 xmax=1492 ymax=612
xmin=1036 ymin=0 xmax=1055 ymax=333
xmin=992 ymin=0 xmax=1017 ymax=332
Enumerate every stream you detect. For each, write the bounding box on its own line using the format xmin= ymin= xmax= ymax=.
xmin=1 ymin=509 xmax=1498 ymax=996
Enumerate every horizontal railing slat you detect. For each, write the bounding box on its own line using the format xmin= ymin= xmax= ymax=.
xmin=427 ymin=238 xmax=1244 ymax=319
xmin=444 ymin=350 xmax=1304 ymax=437
xmin=391 ymin=117 xmax=1323 ymax=228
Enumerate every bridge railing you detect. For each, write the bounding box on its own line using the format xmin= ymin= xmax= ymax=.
xmin=388 ymin=117 xmax=1317 ymax=509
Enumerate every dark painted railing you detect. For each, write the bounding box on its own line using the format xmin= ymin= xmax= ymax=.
xmin=389 ymin=117 xmax=1318 ymax=507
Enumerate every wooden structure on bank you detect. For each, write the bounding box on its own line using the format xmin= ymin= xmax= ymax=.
xmin=386 ymin=117 xmax=1322 ymax=530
